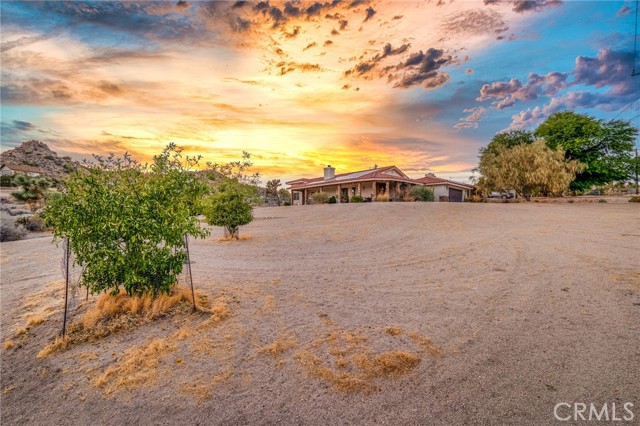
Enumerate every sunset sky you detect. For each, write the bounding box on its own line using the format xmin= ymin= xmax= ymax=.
xmin=1 ymin=0 xmax=639 ymax=183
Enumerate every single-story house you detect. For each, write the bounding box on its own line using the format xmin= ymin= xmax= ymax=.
xmin=0 ymin=163 xmax=42 ymax=177
xmin=287 ymin=165 xmax=419 ymax=205
xmin=286 ymin=166 xmax=474 ymax=204
xmin=413 ymin=173 xmax=475 ymax=202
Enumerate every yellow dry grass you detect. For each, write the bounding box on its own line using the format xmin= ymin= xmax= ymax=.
xmin=353 ymin=351 xmax=421 ymax=378
xmin=37 ymin=336 xmax=70 ymax=358
xmin=294 ymin=351 xmax=377 ymax=393
xmin=180 ymin=382 xmax=212 ymax=402
xmin=82 ymin=286 xmax=195 ymax=330
xmin=210 ymin=301 xmax=229 ymax=323
xmin=384 ymin=326 xmax=403 ymax=336
xmin=295 ymin=323 xmax=422 ymax=393
xmin=258 ymin=335 xmax=297 ymax=356
xmin=26 ymin=314 xmax=45 ymax=327
xmin=3 ymin=340 xmax=15 ymax=350
xmin=95 ymin=338 xmax=177 ymax=394
xmin=79 ymin=351 xmax=98 ymax=362
xmin=408 ymin=332 xmax=444 ymax=357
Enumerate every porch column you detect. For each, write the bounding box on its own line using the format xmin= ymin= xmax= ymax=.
xmin=337 ymin=184 xmax=341 ymax=203
xmin=303 ymin=189 xmax=308 ymax=205
xmin=357 ymin=183 xmax=361 ymax=196
xmin=371 ymin=181 xmax=377 ymax=200
xmin=385 ymin=181 xmax=390 ymax=195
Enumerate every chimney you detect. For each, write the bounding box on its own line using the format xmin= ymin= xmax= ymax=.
xmin=425 ymin=173 xmax=436 ymax=177
xmin=324 ymin=165 xmax=335 ymax=180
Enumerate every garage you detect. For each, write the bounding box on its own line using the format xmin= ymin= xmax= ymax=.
xmin=448 ymin=187 xmax=463 ymax=202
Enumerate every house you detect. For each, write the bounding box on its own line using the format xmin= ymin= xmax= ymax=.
xmin=287 ymin=165 xmax=419 ymax=205
xmin=413 ymin=173 xmax=475 ymax=202
xmin=286 ymin=165 xmax=474 ymax=204
xmin=0 ymin=163 xmax=42 ymax=177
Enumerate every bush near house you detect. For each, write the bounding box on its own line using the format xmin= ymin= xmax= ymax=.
xmin=350 ymin=195 xmax=364 ymax=203
xmin=376 ymin=193 xmax=390 ymax=202
xmin=311 ymin=191 xmax=330 ymax=204
xmin=328 ymin=196 xmax=337 ymax=204
xmin=410 ymin=186 xmax=434 ymax=202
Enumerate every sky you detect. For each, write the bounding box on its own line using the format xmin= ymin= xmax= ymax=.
xmin=1 ymin=0 xmax=639 ymax=184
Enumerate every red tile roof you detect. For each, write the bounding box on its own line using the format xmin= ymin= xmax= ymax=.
xmin=414 ymin=176 xmax=475 ymax=189
xmin=286 ymin=165 xmax=416 ymax=190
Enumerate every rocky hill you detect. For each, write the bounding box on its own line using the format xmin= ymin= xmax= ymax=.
xmin=0 ymin=140 xmax=80 ymax=181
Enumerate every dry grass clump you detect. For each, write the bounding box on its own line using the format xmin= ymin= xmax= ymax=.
xmin=3 ymin=340 xmax=15 ymax=350
xmin=295 ymin=324 xmax=422 ymax=393
xmin=259 ymin=334 xmax=297 ymax=356
xmin=294 ymin=350 xmax=376 ymax=393
xmin=210 ymin=300 xmax=229 ymax=323
xmin=26 ymin=314 xmax=45 ymax=327
xmin=180 ymin=382 xmax=212 ymax=402
xmin=95 ymin=338 xmax=177 ymax=394
xmin=82 ymin=286 xmax=195 ymax=330
xmin=354 ymin=351 xmax=421 ymax=378
xmin=37 ymin=336 xmax=70 ymax=358
xmin=408 ymin=332 xmax=444 ymax=356
xmin=384 ymin=326 xmax=403 ymax=336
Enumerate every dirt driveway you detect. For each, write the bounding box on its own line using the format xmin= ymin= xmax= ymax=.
xmin=1 ymin=202 xmax=639 ymax=425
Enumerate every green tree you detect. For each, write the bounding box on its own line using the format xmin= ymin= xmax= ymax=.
xmin=410 ymin=186 xmax=435 ymax=201
xmin=278 ymin=188 xmax=291 ymax=205
xmin=42 ymin=144 xmax=209 ymax=296
xmin=203 ymin=178 xmax=254 ymax=239
xmin=11 ymin=174 xmax=53 ymax=211
xmin=266 ymin=179 xmax=282 ymax=206
xmin=478 ymin=139 xmax=584 ymax=200
xmin=480 ymin=129 xmax=535 ymax=157
xmin=535 ymin=112 xmax=638 ymax=191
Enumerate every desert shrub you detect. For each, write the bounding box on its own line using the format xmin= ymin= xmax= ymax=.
xmin=203 ymin=178 xmax=254 ymax=240
xmin=464 ymin=195 xmax=483 ymax=202
xmin=328 ymin=195 xmax=337 ymax=204
xmin=15 ymin=214 xmax=47 ymax=232
xmin=350 ymin=195 xmax=364 ymax=203
xmin=0 ymin=175 xmax=14 ymax=187
xmin=11 ymin=174 xmax=53 ymax=211
xmin=311 ymin=191 xmax=329 ymax=204
xmin=42 ymin=144 xmax=209 ymax=296
xmin=629 ymin=196 xmax=640 ymax=203
xmin=1 ymin=215 xmax=26 ymax=242
xmin=410 ymin=186 xmax=435 ymax=202
xmin=376 ymin=193 xmax=389 ymax=202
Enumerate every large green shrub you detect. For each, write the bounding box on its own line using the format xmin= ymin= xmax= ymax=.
xmin=203 ymin=178 xmax=254 ymax=239
xmin=410 ymin=186 xmax=435 ymax=201
xmin=42 ymin=144 xmax=209 ymax=296
xmin=350 ymin=195 xmax=364 ymax=203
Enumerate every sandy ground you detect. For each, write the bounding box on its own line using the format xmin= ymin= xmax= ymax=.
xmin=1 ymin=202 xmax=639 ymax=425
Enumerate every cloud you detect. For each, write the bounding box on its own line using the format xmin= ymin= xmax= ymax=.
xmin=390 ymin=48 xmax=454 ymax=89
xmin=1 ymin=34 xmax=51 ymax=53
xmin=616 ymin=5 xmax=631 ymax=16
xmin=11 ymin=120 xmax=37 ymax=131
xmin=483 ymin=0 xmax=562 ymax=14
xmin=303 ymin=42 xmax=318 ymax=51
xmin=443 ymin=9 xmax=508 ymax=36
xmin=454 ymin=107 xmax=487 ymax=129
xmin=364 ymin=7 xmax=376 ymax=22
xmin=573 ymin=49 xmax=637 ymax=96
xmin=344 ymin=42 xmax=412 ymax=77
xmin=276 ymin=61 xmax=325 ymax=75
xmin=477 ymin=71 xmax=568 ymax=108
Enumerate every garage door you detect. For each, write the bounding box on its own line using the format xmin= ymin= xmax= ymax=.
xmin=448 ymin=188 xmax=463 ymax=202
